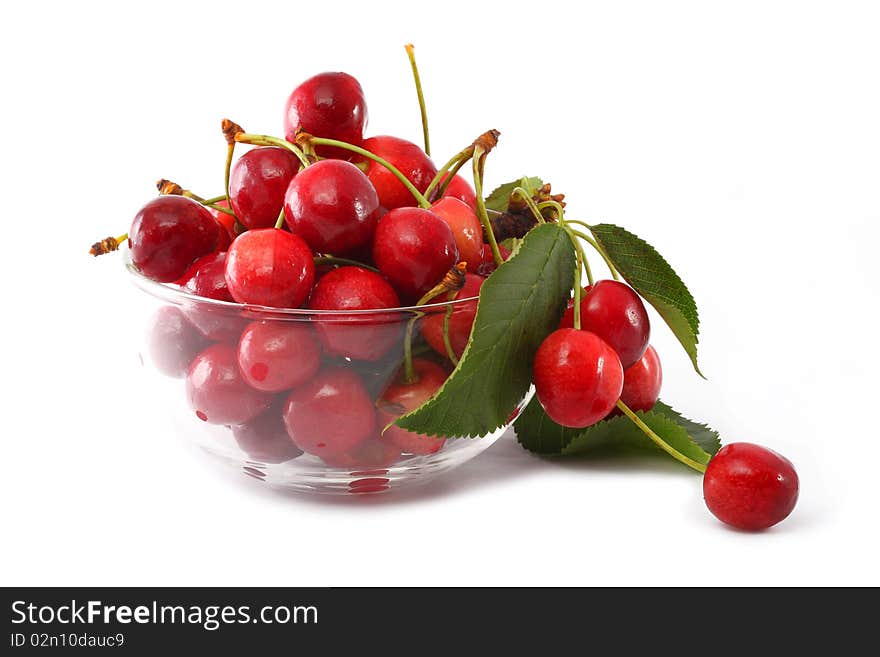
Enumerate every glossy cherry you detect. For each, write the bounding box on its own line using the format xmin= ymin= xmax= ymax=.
xmin=378 ymin=359 xmax=448 ymax=455
xmin=228 ymin=147 xmax=300 ymax=230
xmin=421 ymin=273 xmax=483 ymax=360
xmin=237 ymin=321 xmax=321 ymax=392
xmin=307 ymin=266 xmax=402 ymax=361
xmin=372 ymin=207 xmax=459 ymax=302
xmin=283 ymin=368 xmax=376 ymax=457
xmin=703 ymin=443 xmax=799 ymax=531
xmin=208 ymin=199 xmax=236 ymax=246
xmin=130 ymin=195 xmax=220 ymax=283
xmin=186 ymin=343 xmax=272 ymax=425
xmin=146 ymin=306 xmax=206 ymax=378
xmin=619 ymin=345 xmax=662 ymax=412
xmin=224 ymin=229 xmax=315 ymax=308
xmin=283 ymin=72 xmax=367 ymax=160
xmin=232 ymin=401 xmax=304 ymax=464
xmin=430 ymin=197 xmax=483 ymax=273
xmin=533 ymin=329 xmax=624 ymax=428
xmin=560 ymin=280 xmax=650 ymax=368
xmin=439 ymin=173 xmax=477 ymax=208
xmin=179 ymin=252 xmax=233 ymax=302
xmin=283 ymin=159 xmax=380 ymax=255
xmin=361 ymin=136 xmax=437 ymax=209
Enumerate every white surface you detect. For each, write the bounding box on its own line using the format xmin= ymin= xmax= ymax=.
xmin=1 ymin=0 xmax=879 ymax=586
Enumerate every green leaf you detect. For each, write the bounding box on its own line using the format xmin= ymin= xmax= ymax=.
xmin=589 ymin=224 xmax=704 ymax=377
xmin=484 ymin=176 xmax=544 ymax=213
xmin=513 ymin=394 xmax=583 ymax=454
xmin=395 ymin=223 xmax=575 ymax=437
xmin=652 ymin=401 xmax=721 ymax=456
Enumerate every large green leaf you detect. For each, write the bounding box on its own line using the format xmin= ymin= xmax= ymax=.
xmin=590 ymin=224 xmax=704 ymax=377
xmin=652 ymin=401 xmax=721 ymax=456
xmin=395 ymin=223 xmax=575 ymax=437
xmin=484 ymin=176 xmax=544 ymax=213
xmin=513 ymin=394 xmax=582 ymax=454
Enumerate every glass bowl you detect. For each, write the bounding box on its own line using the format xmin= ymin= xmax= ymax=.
xmin=125 ymin=251 xmax=532 ymax=495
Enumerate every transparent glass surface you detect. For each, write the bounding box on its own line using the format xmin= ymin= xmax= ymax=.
xmin=126 ymin=251 xmax=532 ymax=495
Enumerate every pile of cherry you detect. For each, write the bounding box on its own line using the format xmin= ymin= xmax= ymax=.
xmin=100 ymin=64 xmax=798 ymax=530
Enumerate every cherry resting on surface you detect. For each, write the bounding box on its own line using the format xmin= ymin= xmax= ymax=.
xmin=283 ymin=159 xmax=380 ymax=255
xmin=186 ymin=343 xmax=272 ymax=425
xmin=229 ymin=147 xmax=300 ymax=230
xmin=378 ymin=358 xmax=448 ymax=455
xmin=361 ymin=136 xmax=437 ymax=210
xmin=703 ymin=443 xmax=799 ymax=531
xmin=224 ymin=229 xmax=315 ymax=308
xmin=147 ymin=306 xmax=206 ymax=378
xmin=619 ymin=345 xmax=662 ymax=413
xmin=232 ymin=400 xmax=304 ymax=464
xmin=308 ymin=266 xmax=402 ymax=361
xmin=560 ymin=280 xmax=650 ymax=368
xmin=283 ymin=72 xmax=367 ymax=160
xmin=430 ymin=197 xmax=483 ymax=273
xmin=130 ymin=195 xmax=220 ymax=283
xmin=373 ymin=207 xmax=459 ymax=302
xmin=421 ymin=273 xmax=483 ymax=359
xmin=283 ymin=367 xmax=376 ymax=457
xmin=237 ymin=321 xmax=321 ymax=392
xmin=534 ymin=329 xmax=624 ymax=428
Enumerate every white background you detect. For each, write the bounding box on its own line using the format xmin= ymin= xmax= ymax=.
xmin=1 ymin=0 xmax=878 ymax=586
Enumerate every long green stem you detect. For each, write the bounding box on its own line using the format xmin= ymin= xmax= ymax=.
xmin=473 ymin=148 xmax=503 ymax=266
xmin=616 ymin=400 xmax=707 ymax=473
xmin=424 ymin=146 xmax=473 ymax=200
xmin=236 ymin=133 xmax=310 ymax=168
xmin=572 ymin=249 xmax=583 ymax=329
xmin=308 ymin=137 xmax=430 ymax=208
xmin=537 ymin=200 xmax=566 ymax=221
xmin=274 ymin=209 xmax=286 ymax=230
xmin=207 ymin=203 xmax=235 ymax=217
xmin=568 ymin=228 xmax=619 ymax=281
xmin=202 ymin=194 xmax=227 ymax=205
xmin=224 ymin=142 xmax=235 ymax=211
xmin=405 ymin=44 xmax=430 ymax=157
xmin=313 ymin=256 xmax=380 ymax=273
xmin=512 ymin=187 xmax=546 ymax=224
xmin=441 ymin=301 xmax=459 ymax=365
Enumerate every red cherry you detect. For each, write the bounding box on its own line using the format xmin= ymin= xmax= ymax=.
xmin=322 ymin=435 xmax=402 ymax=469
xmin=420 ymin=273 xmax=483 ymax=360
xmin=439 ymin=173 xmax=477 ymax=208
xmin=475 ymin=243 xmax=512 ymax=277
xmin=361 ymin=136 xmax=437 ymax=209
xmin=237 ymin=321 xmax=321 ymax=393
xmin=307 ymin=266 xmax=402 ymax=361
xmin=703 ymin=443 xmax=799 ymax=531
xmin=372 ymin=207 xmax=459 ymax=302
xmin=533 ymin=329 xmax=624 ymax=428
xmin=228 ymin=147 xmax=300 ymax=230
xmin=225 ymin=229 xmax=315 ymax=308
xmin=282 ymin=368 xmax=376 ymax=457
xmin=232 ymin=401 xmax=303 ymax=464
xmin=283 ymin=159 xmax=380 ymax=255
xmin=378 ymin=359 xmax=448 ymax=455
xmin=430 ymin=197 xmax=483 ymax=273
xmin=179 ymin=252 xmax=233 ymax=302
xmin=130 ymin=196 xmax=220 ymax=282
xmin=619 ymin=345 xmax=662 ymax=412
xmin=147 ymin=306 xmax=206 ymax=378
xmin=186 ymin=344 xmax=272 ymax=425
xmin=283 ymin=72 xmax=367 ymax=160
xmin=560 ymin=280 xmax=650 ymax=368
xmin=208 ymin=199 xmax=236 ymax=246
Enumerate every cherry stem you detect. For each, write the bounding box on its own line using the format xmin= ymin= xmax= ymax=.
xmin=512 ymin=188 xmax=546 ymax=224
xmin=208 ymin=203 xmax=236 ymax=217
xmin=274 ymin=209 xmax=286 ymax=230
xmin=572 ymin=249 xmax=583 ymax=329
xmin=568 ymin=227 xmax=619 ymax=281
xmin=306 ymin=136 xmax=431 ymax=208
xmin=537 ymin=200 xmax=565 ymax=221
xmin=441 ymin=300 xmax=459 ymax=366
xmin=405 ymin=44 xmax=430 ymax=157
xmin=235 ymin=133 xmax=311 ymax=169
xmin=472 ymin=147 xmax=504 ymax=266
xmin=89 ymin=233 xmax=128 ymax=257
xmin=224 ymin=142 xmax=235 ymax=211
xmin=424 ymin=146 xmax=473 ymax=200
xmin=313 ymin=256 xmax=380 ymax=273
xmin=615 ymin=400 xmax=707 ymax=473
xmin=203 ymin=194 xmax=227 ymax=205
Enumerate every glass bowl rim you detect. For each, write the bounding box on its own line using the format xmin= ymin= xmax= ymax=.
xmin=124 ymin=247 xmax=481 ymax=316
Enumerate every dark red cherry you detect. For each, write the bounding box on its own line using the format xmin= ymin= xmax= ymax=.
xmin=130 ymin=195 xmax=220 ymax=282
xmin=178 ymin=252 xmax=245 ymax=341
xmin=283 ymin=159 xmax=380 ymax=255
xmin=282 ymin=368 xmax=376 ymax=457
xmin=475 ymin=243 xmax=512 ymax=277
xmin=237 ymin=321 xmax=321 ymax=392
xmin=430 ymin=197 xmax=483 ymax=273
xmin=147 ymin=306 xmax=206 ymax=378
xmin=308 ymin=266 xmax=402 ymax=361
xmin=232 ymin=401 xmax=303 ymax=464
xmin=361 ymin=136 xmax=437 ymax=209
xmin=703 ymin=443 xmax=799 ymax=531
xmin=372 ymin=207 xmax=459 ymax=302
xmin=421 ymin=273 xmax=483 ymax=360
xmin=283 ymin=72 xmax=367 ymax=160
xmin=533 ymin=329 xmax=624 ymax=428
xmin=225 ymin=229 xmax=315 ymax=308
xmin=378 ymin=359 xmax=448 ymax=455
xmin=228 ymin=147 xmax=300 ymax=230
xmin=439 ymin=173 xmax=477 ymax=208
xmin=560 ymin=280 xmax=650 ymax=368
xmin=186 ymin=343 xmax=272 ymax=425
xmin=619 ymin=345 xmax=662 ymax=412
xmin=179 ymin=252 xmax=233 ymax=301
